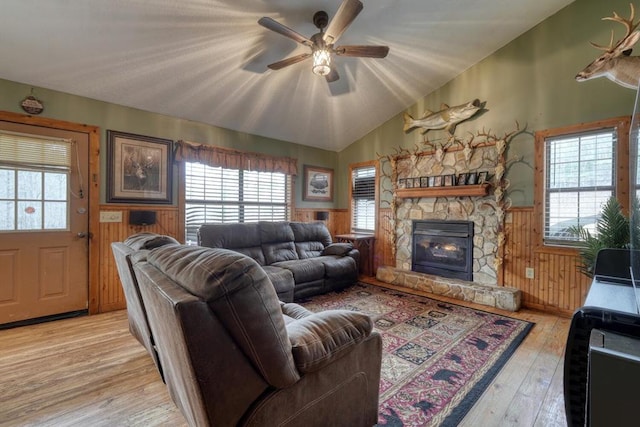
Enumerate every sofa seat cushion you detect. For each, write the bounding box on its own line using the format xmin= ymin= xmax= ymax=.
xmin=319 ymin=256 xmax=358 ymax=279
xmin=272 ymin=258 xmax=325 ymax=283
xmin=287 ymin=310 xmax=373 ymax=374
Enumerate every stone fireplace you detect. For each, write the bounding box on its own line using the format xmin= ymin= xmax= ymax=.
xmin=412 ymin=220 xmax=474 ymax=281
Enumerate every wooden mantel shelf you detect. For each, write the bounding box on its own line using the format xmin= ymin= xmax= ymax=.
xmin=396 ymin=183 xmax=491 ymax=199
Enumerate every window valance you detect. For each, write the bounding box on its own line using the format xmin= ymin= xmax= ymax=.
xmin=174 ymin=140 xmax=298 ymax=176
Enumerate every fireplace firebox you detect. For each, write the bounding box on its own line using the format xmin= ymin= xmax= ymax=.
xmin=412 ymin=220 xmax=474 ymax=281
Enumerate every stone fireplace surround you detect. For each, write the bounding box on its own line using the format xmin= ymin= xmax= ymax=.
xmin=376 ymin=137 xmax=521 ymax=311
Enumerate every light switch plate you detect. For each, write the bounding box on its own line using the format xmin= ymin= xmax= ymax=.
xmin=525 ymin=267 xmax=535 ymax=279
xmin=100 ymin=211 xmax=122 ymax=223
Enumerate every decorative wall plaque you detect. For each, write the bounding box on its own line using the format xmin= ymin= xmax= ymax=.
xmin=20 ymin=94 xmax=44 ymax=115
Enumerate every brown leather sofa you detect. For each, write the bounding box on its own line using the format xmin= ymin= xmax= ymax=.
xmin=198 ymin=221 xmax=360 ymax=302
xmin=111 ymin=232 xmax=180 ymax=380
xmin=132 ymin=244 xmax=382 ymax=427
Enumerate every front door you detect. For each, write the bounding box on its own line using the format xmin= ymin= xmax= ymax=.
xmin=0 ymin=121 xmax=90 ymax=326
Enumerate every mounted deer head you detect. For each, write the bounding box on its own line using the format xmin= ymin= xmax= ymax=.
xmin=576 ymin=3 xmax=640 ymax=89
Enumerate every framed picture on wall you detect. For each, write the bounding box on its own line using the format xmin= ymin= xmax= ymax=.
xmin=478 ymin=171 xmax=489 ymax=183
xmin=303 ymin=165 xmax=334 ymax=201
xmin=457 ymin=173 xmax=467 ymax=186
xmin=420 ymin=176 xmax=429 ymax=187
xmin=398 ymin=178 xmax=407 ymax=189
xmin=106 ymin=130 xmax=173 ymax=204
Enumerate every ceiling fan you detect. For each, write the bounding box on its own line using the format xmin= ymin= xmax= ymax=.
xmin=258 ymin=0 xmax=389 ymax=83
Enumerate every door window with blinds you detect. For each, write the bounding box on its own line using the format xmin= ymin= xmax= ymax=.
xmin=350 ymin=164 xmax=376 ymax=233
xmin=184 ymin=161 xmax=291 ymax=244
xmin=0 ymin=130 xmax=71 ymax=232
xmin=543 ymin=128 xmax=616 ymax=246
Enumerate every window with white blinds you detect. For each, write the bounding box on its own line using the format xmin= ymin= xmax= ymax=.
xmin=184 ymin=162 xmax=291 ymax=244
xmin=544 ymin=128 xmax=616 ymax=245
xmin=0 ymin=130 xmax=72 ymax=232
xmin=351 ymin=165 xmax=376 ymax=233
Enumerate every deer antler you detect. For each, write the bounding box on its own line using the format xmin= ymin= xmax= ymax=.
xmin=590 ymin=3 xmax=640 ymax=53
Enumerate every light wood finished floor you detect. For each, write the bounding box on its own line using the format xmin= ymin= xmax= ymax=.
xmin=0 ymin=281 xmax=570 ymax=427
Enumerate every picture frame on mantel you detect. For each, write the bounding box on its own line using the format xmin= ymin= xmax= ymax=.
xmin=303 ymin=165 xmax=334 ymax=202
xmin=107 ymin=130 xmax=173 ymax=204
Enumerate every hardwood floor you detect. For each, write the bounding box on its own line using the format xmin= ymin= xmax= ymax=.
xmin=0 ymin=281 xmax=570 ymax=427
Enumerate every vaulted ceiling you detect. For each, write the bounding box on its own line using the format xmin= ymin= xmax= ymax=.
xmin=0 ymin=0 xmax=574 ymax=151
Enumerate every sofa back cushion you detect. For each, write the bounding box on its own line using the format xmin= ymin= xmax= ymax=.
xmin=124 ymin=232 xmax=180 ymax=250
xmin=259 ymin=221 xmax=299 ymax=264
xmin=145 ymin=244 xmax=300 ymax=388
xmin=290 ymin=222 xmax=332 ymax=259
xmin=198 ymin=223 xmax=266 ymax=265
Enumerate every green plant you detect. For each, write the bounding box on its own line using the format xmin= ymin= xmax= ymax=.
xmin=569 ymin=196 xmax=630 ymax=278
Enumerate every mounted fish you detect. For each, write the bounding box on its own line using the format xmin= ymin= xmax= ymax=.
xmin=403 ymin=99 xmax=483 ymax=135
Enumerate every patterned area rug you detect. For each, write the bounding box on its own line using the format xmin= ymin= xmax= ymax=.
xmin=300 ymin=283 xmax=533 ymax=427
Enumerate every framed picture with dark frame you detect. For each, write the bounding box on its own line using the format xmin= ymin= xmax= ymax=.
xmin=420 ymin=176 xmax=429 ymax=187
xmin=457 ymin=173 xmax=467 ymax=186
xmin=433 ymin=175 xmax=443 ymax=187
xmin=477 ymin=171 xmax=489 ymax=183
xmin=303 ymin=165 xmax=334 ymax=201
xmin=107 ymin=130 xmax=173 ymax=204
xmin=467 ymin=172 xmax=478 ymax=185
xmin=444 ymin=174 xmax=454 ymax=186
xmin=406 ymin=177 xmax=414 ymax=188
xmin=398 ymin=178 xmax=407 ymax=189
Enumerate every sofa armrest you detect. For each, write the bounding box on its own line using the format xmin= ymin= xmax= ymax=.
xmin=321 ymin=242 xmax=353 ymax=256
xmin=287 ymin=310 xmax=373 ymax=374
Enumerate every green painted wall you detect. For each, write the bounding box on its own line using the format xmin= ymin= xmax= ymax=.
xmin=2 ymin=0 xmax=637 ymax=211
xmin=338 ymin=0 xmax=637 ymax=207
xmin=0 ymin=78 xmax=337 ymax=208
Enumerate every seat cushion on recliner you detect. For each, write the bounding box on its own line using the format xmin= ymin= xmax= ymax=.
xmin=287 ymin=310 xmax=373 ymax=374
xmin=124 ymin=232 xmax=180 ymax=250
xmin=272 ymin=258 xmax=325 ymax=283
xmin=145 ymin=244 xmax=300 ymax=388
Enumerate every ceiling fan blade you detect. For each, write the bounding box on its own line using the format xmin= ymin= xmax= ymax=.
xmin=325 ymin=67 xmax=340 ymax=83
xmin=267 ymin=53 xmax=312 ymax=70
xmin=324 ymin=0 xmax=363 ymax=44
xmin=335 ymin=45 xmax=389 ymax=58
xmin=258 ymin=17 xmax=312 ymax=46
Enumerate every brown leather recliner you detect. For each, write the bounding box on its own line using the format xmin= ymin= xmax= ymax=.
xmin=110 ymin=232 xmax=180 ymax=380
xmin=132 ymin=244 xmax=382 ymax=427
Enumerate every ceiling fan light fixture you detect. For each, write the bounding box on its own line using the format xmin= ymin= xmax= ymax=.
xmin=312 ymin=48 xmax=331 ymax=76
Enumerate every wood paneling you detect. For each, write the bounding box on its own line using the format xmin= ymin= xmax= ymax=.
xmin=98 ymin=205 xmax=180 ymax=312
xmin=292 ymin=209 xmax=349 ymax=238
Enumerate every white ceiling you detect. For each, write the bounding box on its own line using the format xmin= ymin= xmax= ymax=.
xmin=0 ymin=0 xmax=574 ymax=151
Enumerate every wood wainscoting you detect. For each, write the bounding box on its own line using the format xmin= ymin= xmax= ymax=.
xmin=98 ymin=205 xmax=180 ymax=312
xmin=375 ymin=206 xmax=590 ymax=317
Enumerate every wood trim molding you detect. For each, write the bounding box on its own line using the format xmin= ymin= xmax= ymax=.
xmin=0 ymin=111 xmax=101 ymax=314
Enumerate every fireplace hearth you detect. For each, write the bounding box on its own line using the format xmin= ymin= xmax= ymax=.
xmin=412 ymin=220 xmax=474 ymax=281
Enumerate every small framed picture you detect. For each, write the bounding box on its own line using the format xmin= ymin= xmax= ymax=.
xmin=467 ymin=172 xmax=478 ymax=185
xmin=477 ymin=171 xmax=489 ymax=183
xmin=428 ymin=176 xmax=435 ymax=187
xmin=444 ymin=174 xmax=454 ymax=186
xmin=457 ymin=173 xmax=467 ymax=186
xmin=433 ymin=175 xmax=443 ymax=187
xmin=398 ymin=178 xmax=407 ymax=189
xmin=406 ymin=177 xmax=414 ymax=188
xmin=420 ymin=176 xmax=430 ymax=187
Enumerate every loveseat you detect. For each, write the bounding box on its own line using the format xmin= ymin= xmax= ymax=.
xmin=198 ymin=221 xmax=360 ymax=302
xmin=132 ymin=244 xmax=382 ymax=426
